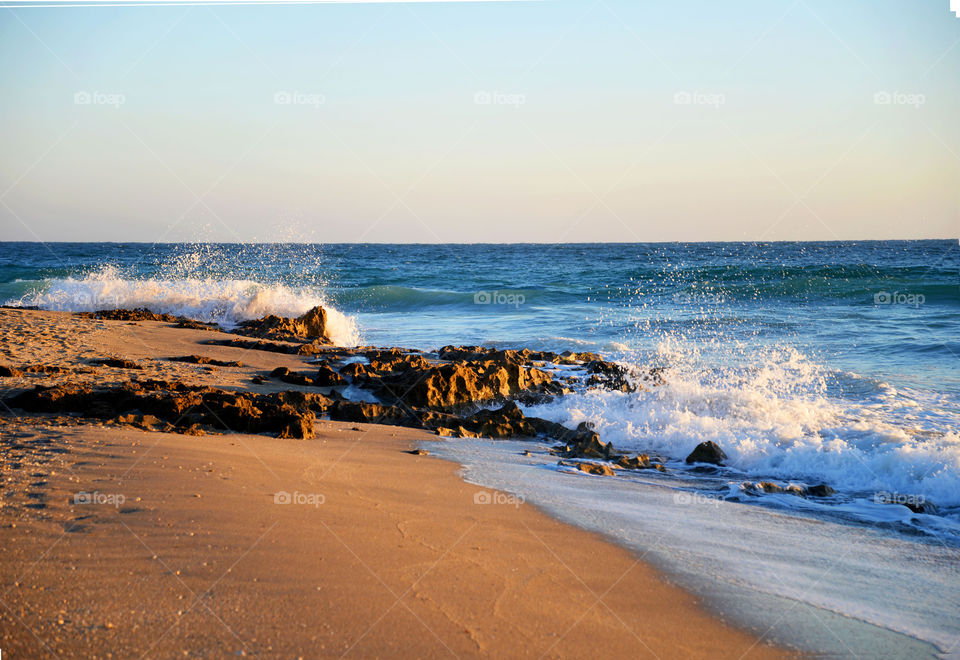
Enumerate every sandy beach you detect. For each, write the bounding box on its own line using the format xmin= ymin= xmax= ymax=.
xmin=0 ymin=308 xmax=793 ymax=658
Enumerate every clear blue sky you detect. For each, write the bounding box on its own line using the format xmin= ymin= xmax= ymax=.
xmin=1 ymin=0 xmax=958 ymax=243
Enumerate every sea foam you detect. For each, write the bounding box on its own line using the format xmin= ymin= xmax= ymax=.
xmin=10 ymin=266 xmax=361 ymax=346
xmin=525 ymin=342 xmax=960 ymax=511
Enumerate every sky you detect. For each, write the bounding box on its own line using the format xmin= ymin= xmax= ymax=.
xmin=0 ymin=0 xmax=958 ymax=243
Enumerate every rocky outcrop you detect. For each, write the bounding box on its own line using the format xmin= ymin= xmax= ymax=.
xmin=377 ymin=360 xmax=556 ymax=410
xmin=685 ymin=441 xmax=727 ymax=465
xmin=4 ymin=382 xmax=317 ymax=439
xmin=236 ymin=306 xmax=331 ymax=343
xmin=328 ymin=401 xmax=421 ymax=428
xmin=806 ymin=484 xmax=835 ymax=497
xmin=576 ymin=462 xmax=616 ymax=477
xmin=0 ymin=365 xmax=23 ymax=377
xmin=90 ymin=358 xmax=143 ymax=370
xmin=267 ymin=365 xmax=345 ymax=388
xmin=78 ymin=309 xmax=219 ymax=330
xmin=169 ymin=355 xmax=243 ymax=367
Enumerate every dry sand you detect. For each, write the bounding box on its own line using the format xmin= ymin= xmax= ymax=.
xmin=0 ymin=309 xmax=793 ymax=658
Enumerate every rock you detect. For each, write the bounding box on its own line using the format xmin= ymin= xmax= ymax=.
xmin=4 ymin=383 xmax=316 ymax=439
xmin=577 ymin=462 xmax=615 ymax=477
xmin=236 ymin=306 xmax=331 ymax=343
xmin=616 ymin=455 xmax=652 ymax=470
xmin=0 ymin=365 xmax=23 ymax=377
xmin=806 ymin=484 xmax=835 ymax=497
xmin=91 ymin=358 xmax=142 ymax=370
xmin=376 ymin=360 xmax=555 ymax=410
xmin=78 ymin=308 xmax=219 ymax=330
xmin=314 ymin=364 xmax=346 ymax=387
xmin=584 ymin=360 xmax=640 ymax=393
xmin=685 ymin=441 xmax=727 ymax=465
xmin=251 ymin=375 xmax=267 ymax=384
xmin=169 ymin=355 xmax=243 ymax=367
xmin=328 ymin=401 xmax=422 ymax=428
xmin=209 ymin=338 xmax=300 ymax=355
xmin=406 ymin=449 xmax=429 ymax=456
xmin=756 ymin=482 xmax=783 ymax=494
xmin=567 ymin=432 xmax=615 ymax=460
xmin=461 ymin=402 xmax=537 ymax=439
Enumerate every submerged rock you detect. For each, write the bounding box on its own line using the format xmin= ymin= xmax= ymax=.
xmin=806 ymin=484 xmax=836 ymax=497
xmin=685 ymin=441 xmax=727 ymax=465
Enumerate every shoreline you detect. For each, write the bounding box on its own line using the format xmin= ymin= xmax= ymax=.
xmin=0 ymin=308 xmax=794 ymax=657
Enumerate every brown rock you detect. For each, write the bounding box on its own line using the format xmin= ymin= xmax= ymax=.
xmin=577 ymin=462 xmax=615 ymax=477
xmin=616 ymin=455 xmax=652 ymax=470
xmin=236 ymin=306 xmax=332 ymax=344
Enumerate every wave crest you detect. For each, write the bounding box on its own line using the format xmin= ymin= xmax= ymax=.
xmin=10 ymin=266 xmax=361 ymax=346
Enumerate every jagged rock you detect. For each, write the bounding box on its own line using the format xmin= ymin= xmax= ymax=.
xmin=340 ymin=362 xmax=369 ymax=379
xmin=236 ymin=306 xmax=331 ymax=343
xmin=0 ymin=365 xmax=23 ymax=377
xmin=806 ymin=484 xmax=835 ymax=497
xmin=275 ymin=390 xmax=332 ymax=413
xmin=169 ymin=355 xmax=243 ymax=367
xmin=616 ymin=455 xmax=652 ymax=470
xmin=566 ymin=432 xmax=616 ymax=460
xmin=78 ymin=308 xmax=219 ymax=330
xmin=685 ymin=441 xmax=727 ymax=465
xmin=209 ymin=338 xmax=300 ymax=355
xmin=314 ymin=364 xmax=346 ymax=387
xmin=461 ymin=402 xmax=537 ymax=438
xmin=328 ymin=401 xmax=422 ymax=428
xmin=4 ymin=383 xmax=316 ymax=439
xmin=577 ymin=462 xmax=615 ymax=477
xmin=91 ymin=358 xmax=143 ymax=370
xmin=378 ymin=360 xmax=554 ymax=410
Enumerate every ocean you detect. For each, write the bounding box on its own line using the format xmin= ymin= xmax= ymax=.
xmin=2 ymin=240 xmax=959 ymax=655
